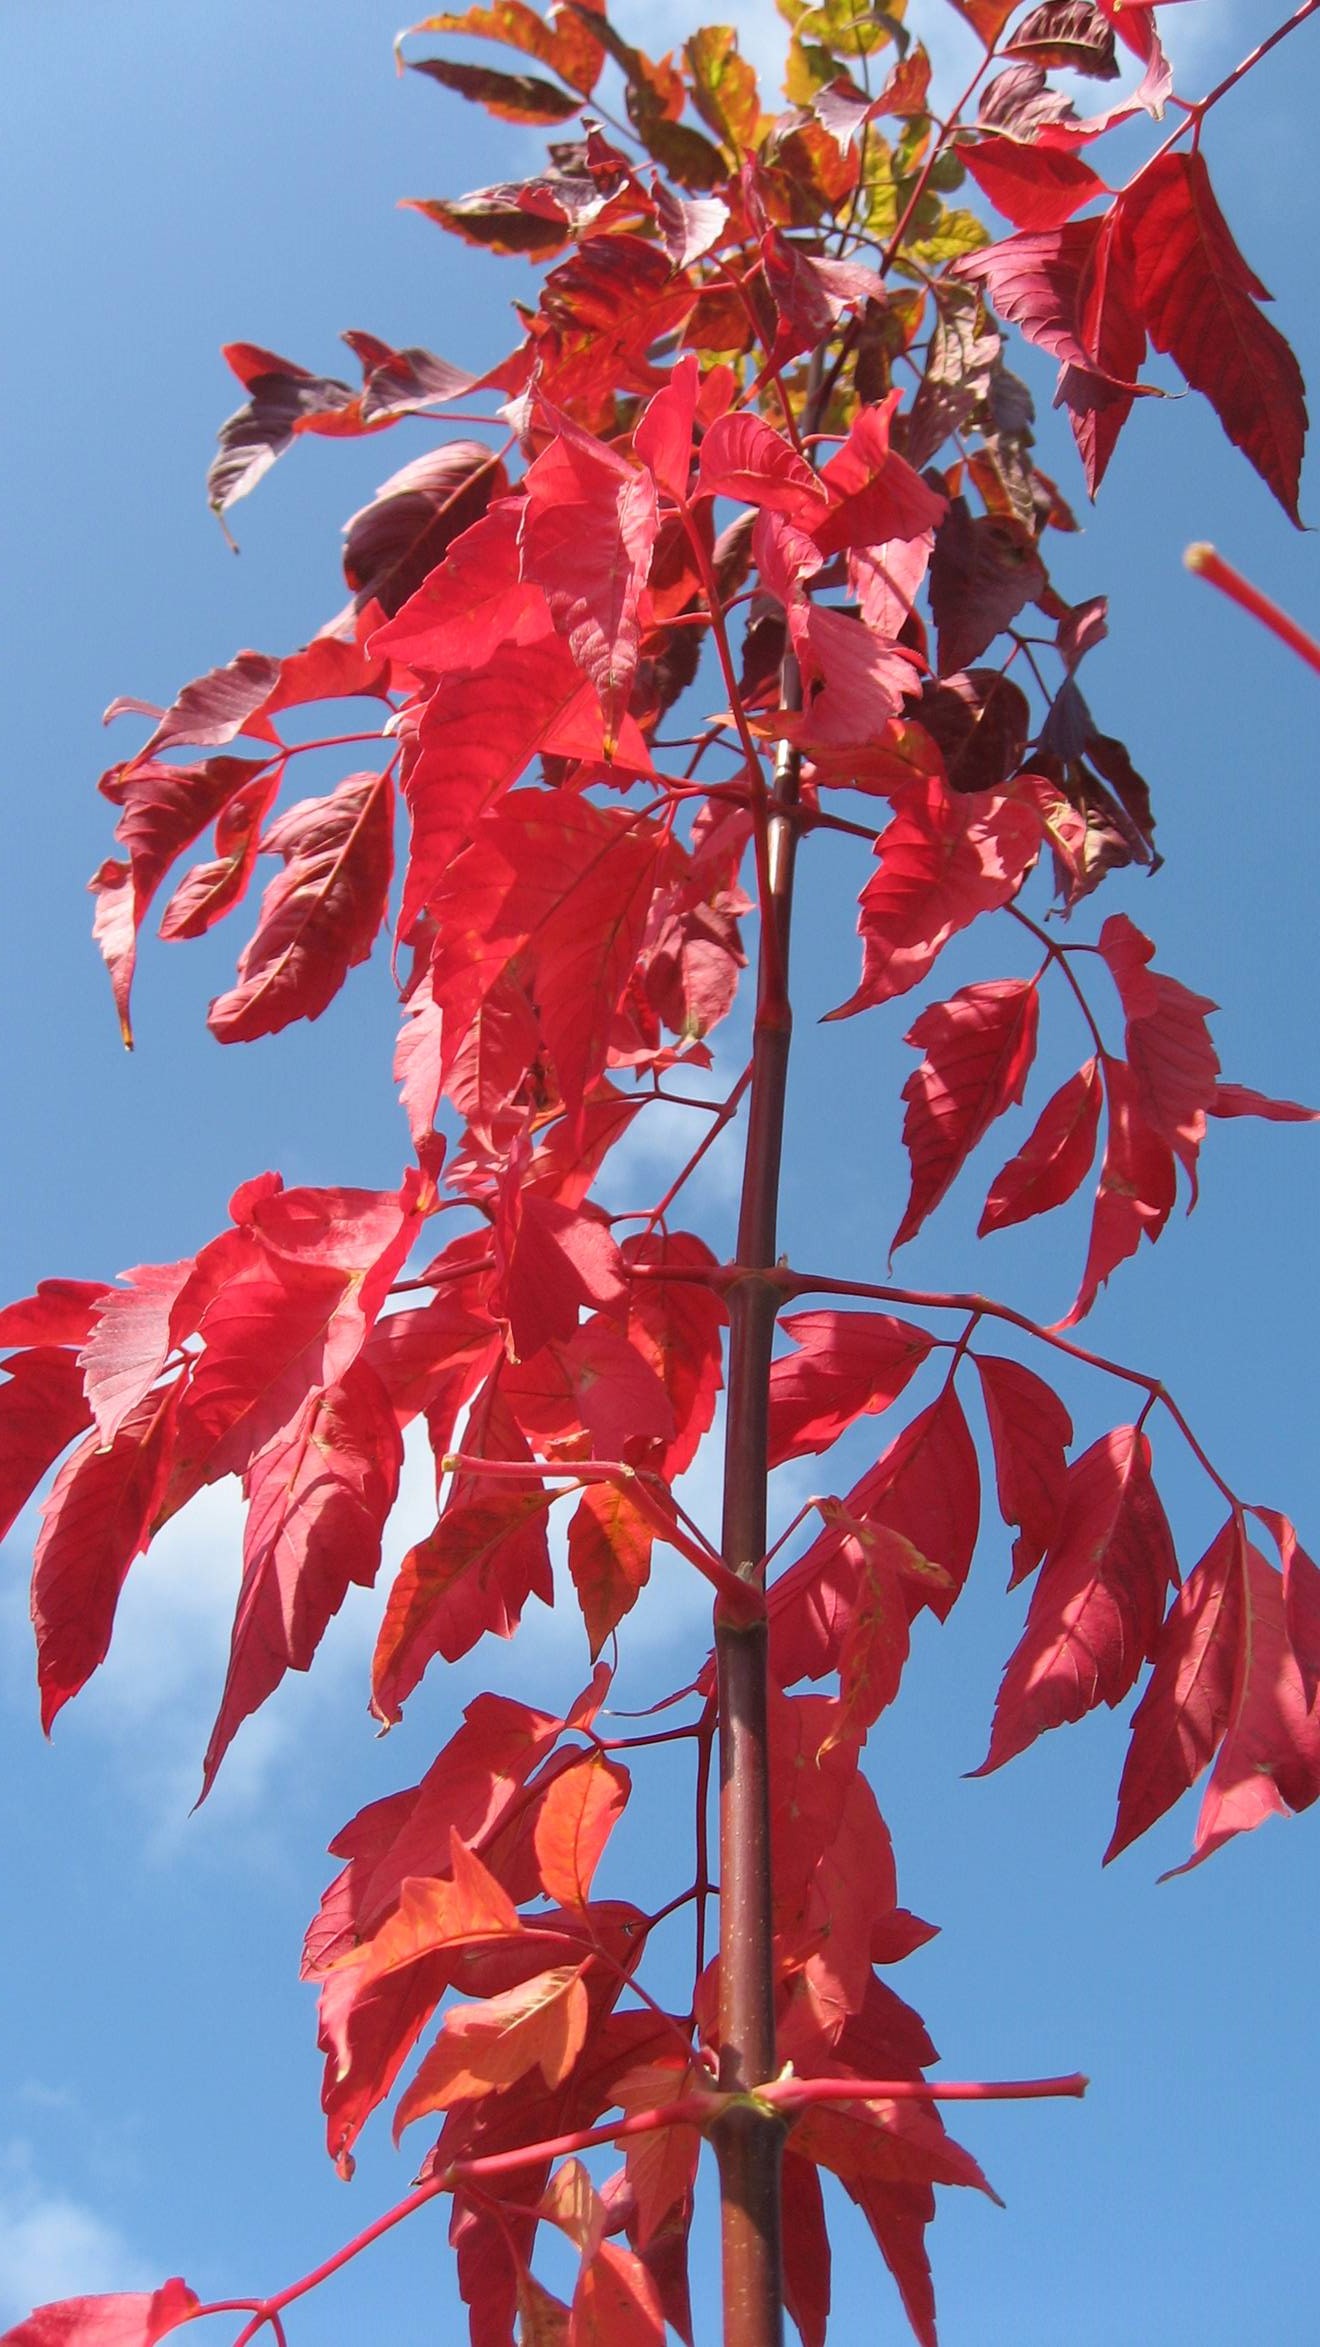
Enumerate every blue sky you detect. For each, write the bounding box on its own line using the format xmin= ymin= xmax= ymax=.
xmin=1 ymin=3 xmax=1319 ymax=2342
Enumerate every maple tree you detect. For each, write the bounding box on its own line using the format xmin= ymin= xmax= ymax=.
xmin=3 ymin=0 xmax=1319 ymax=2342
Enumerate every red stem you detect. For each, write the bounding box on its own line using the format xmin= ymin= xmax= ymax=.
xmin=1185 ymin=543 xmax=1320 ymax=674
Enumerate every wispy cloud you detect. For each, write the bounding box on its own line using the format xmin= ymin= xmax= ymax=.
xmin=0 ymin=2144 xmax=153 ymax=2324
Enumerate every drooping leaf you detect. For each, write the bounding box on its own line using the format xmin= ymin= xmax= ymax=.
xmin=1060 ymin=1055 xmax=1175 ymax=1326
xmin=79 ymin=1258 xmax=197 ymax=1445
xmin=771 ymin=1386 xmax=981 ymax=1696
xmin=156 ymin=768 xmax=281 ymax=942
xmin=893 ymin=979 xmax=1040 ymax=1250
xmin=830 ymin=775 xmax=1042 ymax=1016
xmin=1096 ymin=911 xmax=1218 ymax=1189
xmin=928 ymin=498 xmax=1047 ymax=673
xmin=567 ymin=1483 xmax=655 ymax=1658
xmin=532 ymin=1749 xmax=630 ymax=1905
xmin=811 ymin=392 xmax=947 ymax=557
xmin=208 ymin=343 xmax=357 ymax=514
xmin=979 ymin=1056 xmax=1103 ymax=1234
xmin=429 ymin=791 xmax=664 ymax=1122
xmin=32 ymin=1378 xmax=182 ymax=1732
xmin=519 ymin=410 xmax=660 ymax=751
xmin=1208 ymin=1082 xmax=1319 ymax=1124
xmin=975 ymin=1353 xmax=1072 ymax=1583
xmin=1167 ymin=1539 xmax=1320 ymax=1874
xmin=0 ymin=1349 xmax=95 ymax=1544
xmin=1105 ymin=1515 xmax=1243 ymax=1861
xmin=975 ymin=1426 xmax=1176 ymax=1772
xmin=570 ymin=2239 xmax=667 ymax=2347
xmin=1123 ymin=151 xmax=1307 ymax=523
xmin=200 ymin=1363 xmax=404 ymax=1797
xmin=492 ymin=1185 xmax=628 ymax=1363
xmin=208 ymin=770 xmax=393 ymax=1042
xmin=373 ymin=1477 xmax=556 ymax=1721
xmin=407 ymin=53 xmax=584 ymax=122
xmin=1251 ymin=1506 xmax=1320 ymax=1709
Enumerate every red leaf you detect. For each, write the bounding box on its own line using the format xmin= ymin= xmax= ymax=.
xmin=93 ymin=754 xmax=275 ymax=1038
xmin=962 ymin=136 xmax=1108 ymax=233
xmin=209 ymin=345 xmax=356 ymax=513
xmin=567 ymin=1484 xmax=654 ymax=1658
xmin=79 ymin=1259 xmax=196 ymax=1445
xmin=1005 ymin=3 xmax=1121 ymax=78
xmin=168 ymin=1174 xmax=423 ymax=1496
xmin=633 ymin=352 xmax=701 ymax=500
xmin=396 ymin=625 xmax=614 ymax=944
xmin=404 ymin=1 xmax=606 ymax=98
xmin=976 ymin=1353 xmax=1073 ymax=1584
xmin=619 ymin=1232 xmax=726 ymax=1479
xmin=1105 ymin=1515 xmax=1242 ymax=1861
xmin=407 ymin=54 xmax=585 ymax=124
xmin=612 ymin=2058 xmax=702 ymax=2254
xmin=1059 ymin=1056 xmax=1176 ymax=1326
xmin=1123 ymin=151 xmax=1307 ymax=522
xmin=0 ymin=1281 xmax=109 ymax=1351
xmin=768 ymin=1310 xmax=936 ymax=1466
xmin=782 ymin=2153 xmax=832 ymax=2347
xmin=945 ymin=0 xmax=1019 ymax=43
xmin=394 ymin=1963 xmax=591 ymax=2133
xmin=1253 ymin=1506 xmax=1320 ymax=1707
xmin=570 ymin=2240 xmax=667 ymax=2347
xmin=831 ymin=776 xmax=1042 ymax=1016
xmin=771 ymin=1388 xmax=980 ymax=1693
xmin=200 ymin=1362 xmax=404 ymax=1797
xmin=208 ymin=770 xmax=393 ymax=1042
xmin=1097 ymin=912 xmax=1218 ymax=1188
xmin=1208 ymin=1081 xmax=1319 ymax=1124
xmin=955 ymin=217 xmax=1108 ymax=374
xmin=32 ymin=1379 xmax=181 ymax=1732
xmin=156 ymin=769 xmax=280 ymax=941
xmin=893 ymin=979 xmax=1039 ymax=1250
xmin=975 ymin=1427 xmax=1177 ymax=1772
xmin=429 ymin=792 xmax=663 ymax=1121
xmin=504 ymin=1319 xmax=674 ymax=1461
xmin=1166 ymin=1539 xmax=1320 ymax=1874
xmin=694 ymin=411 xmax=826 ymax=520
xmin=343 ymin=443 xmax=509 ymax=617
xmin=0 ymin=1350 xmax=94 ymax=1543
xmin=0 ymin=2280 xmax=201 ymax=2347
xmin=532 ymin=1750 xmax=630 ymax=1905
xmin=979 ymin=1056 xmax=1103 ymax=1234
xmin=811 ymin=393 xmax=946 ymax=558
xmin=1057 ymin=201 xmax=1146 ymax=494
xmin=519 ymin=410 xmax=660 ymax=752
xmin=492 ymin=1188 xmax=628 ymax=1362
xmin=374 ymin=1481 xmax=554 ymax=1712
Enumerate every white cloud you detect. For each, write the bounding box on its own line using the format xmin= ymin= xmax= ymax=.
xmin=0 ymin=2146 xmax=153 ymax=2323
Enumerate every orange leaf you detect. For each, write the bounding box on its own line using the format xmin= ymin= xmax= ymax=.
xmin=533 ymin=1750 xmax=630 ymax=1905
